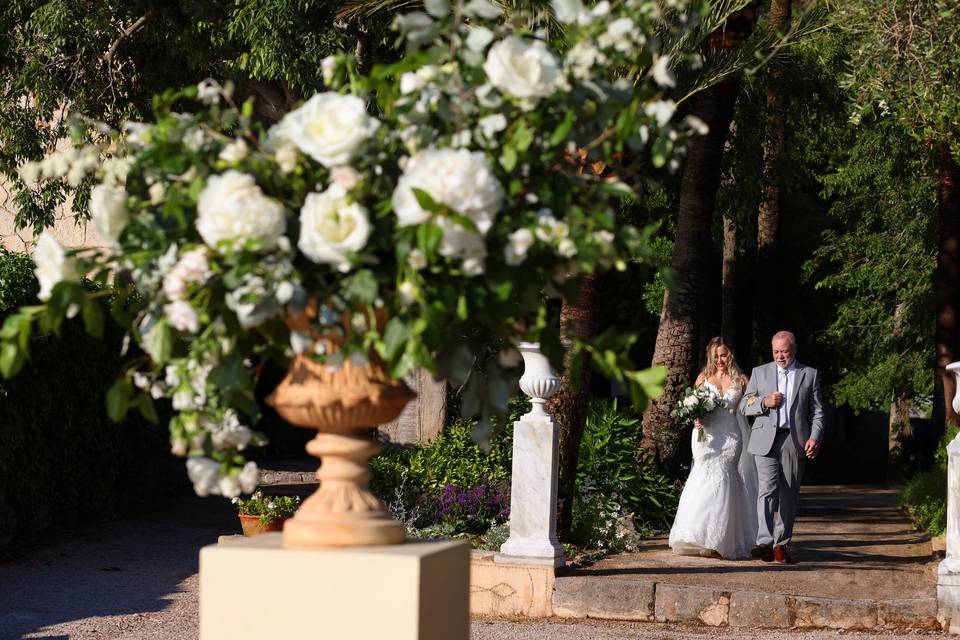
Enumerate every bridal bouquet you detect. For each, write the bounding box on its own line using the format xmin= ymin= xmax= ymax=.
xmin=2 ymin=0 xmax=704 ymax=497
xmin=672 ymin=386 xmax=720 ymax=442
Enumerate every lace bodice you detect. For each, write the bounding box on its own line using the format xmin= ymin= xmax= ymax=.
xmin=702 ymin=380 xmax=743 ymax=411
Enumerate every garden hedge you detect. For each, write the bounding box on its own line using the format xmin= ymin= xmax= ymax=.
xmin=0 ymin=248 xmax=181 ymax=551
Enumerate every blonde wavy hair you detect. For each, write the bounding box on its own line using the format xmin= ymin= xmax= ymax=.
xmin=698 ymin=336 xmax=744 ymax=387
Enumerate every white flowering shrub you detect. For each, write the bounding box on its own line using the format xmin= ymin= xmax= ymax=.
xmin=2 ymin=0 xmax=702 ymax=497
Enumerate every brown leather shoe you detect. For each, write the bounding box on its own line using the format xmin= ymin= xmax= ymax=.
xmin=772 ymin=545 xmax=794 ymax=564
xmin=751 ymin=545 xmax=773 ymax=562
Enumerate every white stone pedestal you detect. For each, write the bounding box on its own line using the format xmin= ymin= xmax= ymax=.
xmin=496 ymin=414 xmax=564 ymax=567
xmin=200 ymin=535 xmax=469 ymax=640
xmin=939 ymin=430 xmax=960 ymax=632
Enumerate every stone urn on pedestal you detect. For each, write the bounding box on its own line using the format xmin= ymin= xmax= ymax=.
xmin=266 ymin=310 xmax=416 ymax=547
xmin=938 ymin=362 xmax=960 ymax=631
xmin=496 ymin=342 xmax=565 ymax=567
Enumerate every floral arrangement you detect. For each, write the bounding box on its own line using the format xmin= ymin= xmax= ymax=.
xmin=234 ymin=491 xmax=301 ymax=525
xmin=2 ymin=0 xmax=702 ymax=497
xmin=671 ymin=385 xmax=720 ymax=442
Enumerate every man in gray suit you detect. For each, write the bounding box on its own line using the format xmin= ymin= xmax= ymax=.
xmin=740 ymin=330 xmax=824 ymax=564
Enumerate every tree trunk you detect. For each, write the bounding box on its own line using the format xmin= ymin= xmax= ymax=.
xmin=640 ymin=4 xmax=758 ymax=466
xmin=755 ymin=0 xmax=792 ymax=346
xmin=721 ymin=214 xmax=738 ymax=341
xmin=936 ymin=142 xmax=960 ymax=429
xmin=640 ymin=81 xmax=741 ymax=466
xmin=547 ymin=272 xmax=599 ymax=542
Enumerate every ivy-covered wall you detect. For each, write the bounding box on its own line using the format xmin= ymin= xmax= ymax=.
xmin=0 ymin=248 xmax=181 ymax=551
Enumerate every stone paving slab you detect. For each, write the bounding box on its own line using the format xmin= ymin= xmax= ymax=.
xmin=553 ymin=486 xmax=941 ymax=631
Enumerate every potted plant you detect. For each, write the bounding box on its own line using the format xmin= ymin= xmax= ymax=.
xmin=234 ymin=492 xmax=301 ymax=536
xmin=1 ymin=0 xmax=701 ymax=545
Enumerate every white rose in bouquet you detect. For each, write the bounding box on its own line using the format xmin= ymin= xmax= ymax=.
xmin=33 ymin=232 xmax=80 ymax=301
xmin=484 ymin=36 xmax=560 ymax=107
xmin=392 ymin=148 xmax=504 ymax=252
xmin=298 ymin=185 xmax=372 ymax=271
xmin=272 ymin=92 xmax=380 ymax=168
xmin=196 ymin=171 xmax=286 ymax=252
xmin=89 ymin=184 xmax=129 ymax=246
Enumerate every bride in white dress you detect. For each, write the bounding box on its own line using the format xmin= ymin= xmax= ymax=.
xmin=669 ymin=337 xmax=758 ymax=559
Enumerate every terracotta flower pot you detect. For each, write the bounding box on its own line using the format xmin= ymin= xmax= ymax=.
xmin=238 ymin=513 xmax=288 ymax=537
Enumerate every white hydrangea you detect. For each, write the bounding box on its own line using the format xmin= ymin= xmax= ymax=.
xmin=186 ymin=457 xmax=221 ymax=497
xmin=484 ymin=37 xmax=560 ymax=108
xmin=271 ymin=92 xmax=380 ymax=168
xmin=33 ymin=232 xmax=79 ymax=301
xmin=89 ymin=184 xmax=129 ymax=247
xmin=297 ymin=185 xmax=371 ymax=271
xmin=205 ymin=410 xmax=254 ymax=451
xmin=196 ymin=171 xmax=286 ymax=253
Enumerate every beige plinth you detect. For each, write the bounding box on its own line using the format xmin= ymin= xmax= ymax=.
xmin=470 ymin=550 xmax=555 ymax=618
xmin=200 ymin=535 xmax=469 ymax=640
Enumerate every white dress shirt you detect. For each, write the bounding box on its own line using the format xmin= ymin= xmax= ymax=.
xmin=776 ymin=361 xmax=797 ymax=428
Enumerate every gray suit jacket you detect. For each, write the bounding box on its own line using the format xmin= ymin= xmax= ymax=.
xmin=739 ymin=361 xmax=825 ymax=456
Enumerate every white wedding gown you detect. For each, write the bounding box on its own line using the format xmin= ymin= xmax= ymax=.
xmin=668 ymin=382 xmax=759 ymax=559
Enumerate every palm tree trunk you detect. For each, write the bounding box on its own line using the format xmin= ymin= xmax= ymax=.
xmin=721 ymin=213 xmax=738 ymax=341
xmin=547 ymin=272 xmax=599 ymax=541
xmin=755 ymin=0 xmax=791 ymax=346
xmin=936 ymin=141 xmax=960 ymax=429
xmin=640 ymin=81 xmax=742 ymax=465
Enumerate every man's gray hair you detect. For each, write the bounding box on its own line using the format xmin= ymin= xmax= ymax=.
xmin=771 ymin=330 xmax=797 ymax=348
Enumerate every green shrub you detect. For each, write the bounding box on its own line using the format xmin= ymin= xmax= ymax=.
xmin=900 ymin=424 xmax=957 ymax=536
xmin=573 ymin=399 xmax=679 ymax=541
xmin=0 ymin=248 xmax=180 ymax=552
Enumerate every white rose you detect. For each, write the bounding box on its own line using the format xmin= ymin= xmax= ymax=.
xmin=505 ymin=228 xmax=534 ymax=265
xmin=274 ymin=93 xmax=380 ymax=168
xmin=89 ymin=184 xmax=129 ymax=246
xmin=298 ymin=186 xmax=371 ymax=271
xmin=218 ymin=475 xmax=242 ymax=499
xmin=683 ymin=395 xmax=698 ymax=408
xmin=196 ymin=171 xmax=286 ymax=252
xmin=218 ymin=138 xmax=249 ymax=163
xmin=163 ymin=301 xmax=200 ymax=333
xmin=391 ymin=148 xmax=504 ymax=256
xmin=186 ymin=457 xmax=221 ymax=497
xmin=33 ymin=232 xmax=79 ymax=301
xmin=478 ymin=113 xmax=508 ymax=142
xmin=484 ymin=37 xmax=560 ymax=107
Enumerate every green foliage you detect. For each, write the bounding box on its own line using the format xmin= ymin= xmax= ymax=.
xmin=0 ymin=1 xmax=386 ymax=232
xmin=900 ymin=425 xmax=959 ymax=536
xmin=804 ymin=113 xmax=937 ymax=410
xmin=571 ymin=399 xmax=679 ymax=547
xmin=0 ymin=250 xmax=179 ymax=551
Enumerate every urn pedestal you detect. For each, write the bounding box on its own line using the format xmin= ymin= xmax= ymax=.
xmin=937 ymin=362 xmax=960 ymax=632
xmin=496 ymin=342 xmax=565 ymax=567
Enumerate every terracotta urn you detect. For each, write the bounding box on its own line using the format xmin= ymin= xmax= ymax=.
xmin=266 ymin=313 xmax=416 ymax=547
